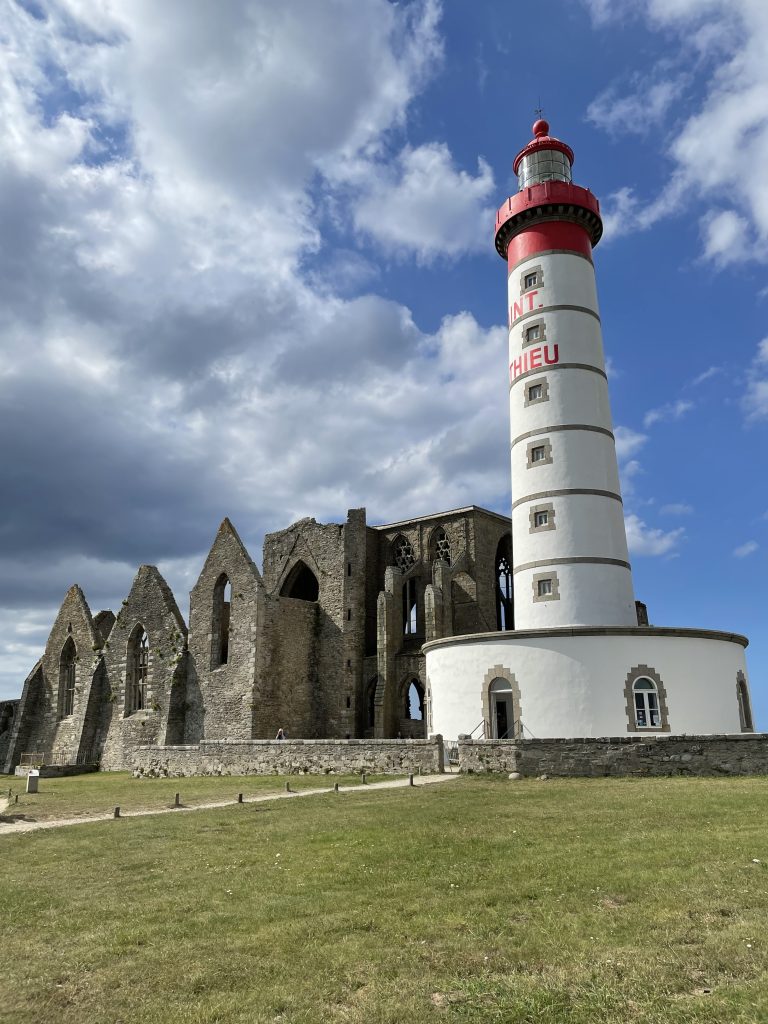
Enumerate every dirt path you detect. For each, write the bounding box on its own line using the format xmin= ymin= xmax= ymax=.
xmin=0 ymin=773 xmax=459 ymax=837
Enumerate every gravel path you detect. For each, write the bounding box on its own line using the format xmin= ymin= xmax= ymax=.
xmin=0 ymin=772 xmax=459 ymax=837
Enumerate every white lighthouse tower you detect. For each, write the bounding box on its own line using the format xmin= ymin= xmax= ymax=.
xmin=496 ymin=119 xmax=635 ymax=628
xmin=424 ymin=119 xmax=752 ymax=744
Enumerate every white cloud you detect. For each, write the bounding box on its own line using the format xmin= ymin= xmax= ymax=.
xmin=660 ymin=503 xmax=694 ymax=516
xmin=587 ymin=71 xmax=689 ymax=136
xmin=643 ymin=399 xmax=693 ymax=429
xmin=351 ymin=143 xmax=495 ymax=262
xmin=614 ymin=425 xmax=648 ymax=459
xmin=689 ymin=366 xmax=722 ymax=387
xmin=625 ymin=513 xmax=685 ymax=556
xmin=619 ymin=458 xmax=643 ymax=496
xmin=743 ymin=338 xmax=768 ymax=422
xmin=586 ymin=0 xmax=768 ymax=264
xmin=733 ymin=540 xmax=758 ymax=558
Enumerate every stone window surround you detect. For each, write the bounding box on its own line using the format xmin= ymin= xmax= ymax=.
xmin=529 ymin=502 xmax=556 ymax=534
xmin=481 ymin=665 xmax=523 ymax=740
xmin=532 ymin=571 xmax=560 ymax=602
xmin=736 ymin=670 xmax=754 ymax=732
xmin=524 ymin=375 xmax=550 ymax=408
xmin=527 ymin=438 xmax=553 ymax=468
xmin=522 ymin=317 xmax=547 ymax=348
xmin=58 ymin=637 xmax=77 ymax=720
xmin=520 ymin=264 xmax=543 ymax=294
xmin=623 ymin=664 xmax=670 ymax=733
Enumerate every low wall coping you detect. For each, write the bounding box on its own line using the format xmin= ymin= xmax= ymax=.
xmin=423 ymin=625 xmax=749 ymax=653
xmin=458 ymin=734 xmax=767 ymax=745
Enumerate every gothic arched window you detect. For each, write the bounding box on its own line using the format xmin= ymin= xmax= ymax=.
xmin=59 ymin=636 xmax=77 ymax=719
xmin=495 ymin=535 xmax=514 ymax=631
xmin=281 ymin=561 xmax=320 ymax=601
xmin=405 ymin=679 xmax=424 ymax=721
xmin=212 ymin=574 xmax=232 ymax=667
xmin=392 ymin=535 xmax=415 ymax=572
xmin=127 ymin=625 xmax=149 ymax=714
xmin=430 ymin=527 xmax=451 ymax=565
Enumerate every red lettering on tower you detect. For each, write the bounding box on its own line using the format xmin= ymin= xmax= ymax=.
xmin=510 ymin=344 xmax=561 ymax=384
xmin=543 ymin=344 xmax=559 ymax=365
xmin=510 ymin=300 xmax=524 ymax=323
xmin=526 ymin=290 xmax=539 ymax=312
xmin=529 ymin=348 xmax=542 ymax=369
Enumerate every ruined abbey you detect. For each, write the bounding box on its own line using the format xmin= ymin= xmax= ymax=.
xmin=2 ymin=506 xmax=513 ymax=772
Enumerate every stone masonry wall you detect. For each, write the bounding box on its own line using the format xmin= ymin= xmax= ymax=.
xmin=128 ymin=736 xmax=444 ymax=776
xmin=458 ymin=735 xmax=768 ymax=777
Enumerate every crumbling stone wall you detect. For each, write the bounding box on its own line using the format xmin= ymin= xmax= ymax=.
xmin=458 ymin=735 xmax=768 ymax=776
xmin=129 ymin=736 xmax=444 ymax=776
xmin=99 ymin=566 xmax=188 ymax=770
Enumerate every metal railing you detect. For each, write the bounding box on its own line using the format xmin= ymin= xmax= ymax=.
xmin=20 ymin=749 xmax=100 ymax=767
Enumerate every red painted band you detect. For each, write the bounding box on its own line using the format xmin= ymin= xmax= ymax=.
xmin=506 ymin=222 xmax=592 ymax=270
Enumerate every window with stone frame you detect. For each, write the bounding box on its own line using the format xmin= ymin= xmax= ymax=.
xmin=392 ymin=534 xmax=415 ymax=572
xmin=430 ymin=527 xmax=451 ymax=565
xmin=126 ymin=625 xmax=149 ymax=714
xmin=212 ymin=573 xmax=232 ymax=667
xmin=737 ymin=671 xmax=754 ymax=732
xmin=59 ymin=636 xmax=77 ymax=718
xmin=403 ymin=577 xmax=418 ymax=636
xmin=495 ymin=534 xmax=514 ymax=631
xmin=623 ymin=665 xmax=670 ymax=732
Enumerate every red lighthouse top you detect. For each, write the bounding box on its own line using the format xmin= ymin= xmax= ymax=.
xmin=494 ymin=119 xmax=602 ymax=262
xmin=513 ymin=119 xmax=575 ymax=176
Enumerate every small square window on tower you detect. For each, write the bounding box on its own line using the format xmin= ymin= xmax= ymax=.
xmin=529 ymin=502 xmax=556 ymax=533
xmin=519 ymin=265 xmax=544 ymax=294
xmin=532 ymin=571 xmax=560 ymax=602
xmin=524 ymin=376 xmax=549 ymax=408
xmin=526 ymin=437 xmax=553 ymax=468
xmin=526 ymin=324 xmax=540 ymax=342
xmin=534 ymin=510 xmax=548 ymax=527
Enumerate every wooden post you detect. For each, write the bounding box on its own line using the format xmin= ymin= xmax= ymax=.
xmin=114 ymin=806 xmax=120 ymax=818
xmin=409 ymin=773 xmax=414 ymax=786
xmin=237 ymin=793 xmax=243 ymax=803
xmin=174 ymin=792 xmax=180 ymax=808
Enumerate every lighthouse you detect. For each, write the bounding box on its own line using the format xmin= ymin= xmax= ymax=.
xmin=424 ymin=119 xmax=751 ymax=743
xmin=495 ymin=119 xmax=636 ymax=629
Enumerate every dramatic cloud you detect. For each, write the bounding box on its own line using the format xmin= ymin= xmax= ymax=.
xmin=0 ymin=1 xmax=520 ymax=700
xmin=585 ymin=0 xmax=768 ymax=263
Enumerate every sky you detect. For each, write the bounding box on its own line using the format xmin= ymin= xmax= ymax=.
xmin=1 ymin=0 xmax=766 ymax=722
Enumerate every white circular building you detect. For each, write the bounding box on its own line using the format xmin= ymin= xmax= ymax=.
xmin=425 ymin=120 xmax=753 ymax=741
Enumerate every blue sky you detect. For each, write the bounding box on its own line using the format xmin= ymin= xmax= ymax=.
xmin=1 ymin=0 xmax=766 ymax=723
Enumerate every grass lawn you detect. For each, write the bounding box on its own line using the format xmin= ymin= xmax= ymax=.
xmin=0 ymin=771 xmax=392 ymax=823
xmin=2 ymin=775 xmax=768 ymax=1023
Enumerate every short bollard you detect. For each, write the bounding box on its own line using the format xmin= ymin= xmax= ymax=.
xmin=15 ymin=794 xmax=19 ymax=804
xmin=361 ymin=773 xmax=367 ymax=785
xmin=114 ymin=806 xmax=120 ymax=818
xmin=334 ymin=782 xmax=339 ymax=792
xmin=237 ymin=793 xmax=243 ymax=804
xmin=174 ymin=792 xmax=180 ymax=808
xmin=409 ymin=773 xmax=414 ymax=786
xmin=285 ymin=781 xmax=291 ymax=793
xmin=418 ymin=766 xmax=422 ymax=777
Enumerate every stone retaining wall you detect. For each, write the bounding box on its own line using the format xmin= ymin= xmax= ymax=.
xmin=458 ymin=734 xmax=768 ymax=776
xmin=128 ymin=736 xmax=444 ymax=777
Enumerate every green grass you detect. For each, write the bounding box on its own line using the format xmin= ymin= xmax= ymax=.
xmin=0 ymin=771 xmax=391 ymax=822
xmin=2 ymin=775 xmax=768 ymax=1023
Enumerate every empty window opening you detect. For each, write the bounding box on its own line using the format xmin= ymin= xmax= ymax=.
xmin=281 ymin=561 xmax=319 ymax=601
xmin=406 ymin=679 xmax=424 ymax=721
xmin=537 ymin=578 xmax=553 ymax=597
xmin=495 ymin=535 xmax=514 ymax=631
xmin=367 ymin=681 xmax=377 ymax=729
xmin=347 ymin=562 xmax=352 ymax=576
xmin=431 ymin=527 xmax=451 ymax=565
xmin=633 ymin=677 xmax=660 ymax=729
xmin=347 ymin=608 xmax=352 ymax=621
xmin=346 ymin=696 xmax=351 ymax=709
xmin=393 ymin=535 xmax=416 ymax=572
xmin=737 ymin=673 xmax=753 ymax=732
xmin=403 ymin=577 xmax=418 ymax=636
xmin=59 ymin=636 xmax=77 ymax=719
xmin=212 ymin=575 xmax=232 ymax=667
xmin=127 ymin=626 xmax=149 ymax=714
